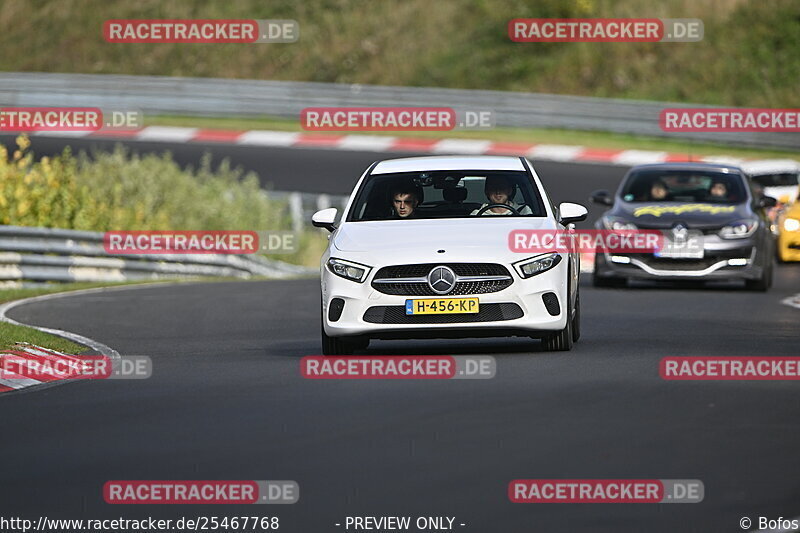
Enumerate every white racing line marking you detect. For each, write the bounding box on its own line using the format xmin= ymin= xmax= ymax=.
xmin=0 ymin=283 xmax=182 ymax=394
xmin=0 ymin=284 xmax=179 ymax=360
xmin=780 ymin=292 xmax=800 ymax=309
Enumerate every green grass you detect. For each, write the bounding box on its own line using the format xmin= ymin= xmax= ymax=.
xmin=0 ymin=322 xmax=85 ymax=353
xmin=1 ymin=0 xmax=798 ymax=107
xmin=148 ymin=114 xmax=800 ymax=160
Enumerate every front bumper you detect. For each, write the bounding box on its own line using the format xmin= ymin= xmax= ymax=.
xmin=778 ymin=230 xmax=800 ymax=261
xmin=594 ymin=235 xmax=764 ymax=281
xmin=321 ymin=259 xmax=570 ymax=339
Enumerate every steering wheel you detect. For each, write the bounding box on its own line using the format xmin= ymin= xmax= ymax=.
xmin=476 ymin=203 xmax=521 ymax=216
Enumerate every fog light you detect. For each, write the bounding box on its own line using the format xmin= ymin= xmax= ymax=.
xmin=727 ymin=258 xmax=748 ymax=266
xmin=610 ymin=255 xmax=631 ymax=264
xmin=328 ymin=298 xmax=345 ymax=322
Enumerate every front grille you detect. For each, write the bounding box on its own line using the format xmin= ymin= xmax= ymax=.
xmin=363 ymin=303 xmax=524 ymax=324
xmin=371 ymin=263 xmax=513 ymax=296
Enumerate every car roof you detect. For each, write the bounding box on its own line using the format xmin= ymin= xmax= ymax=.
xmin=371 ymin=155 xmax=525 ymax=175
xmin=627 ymin=162 xmax=744 ymax=174
xmin=740 ymin=159 xmax=800 ymax=175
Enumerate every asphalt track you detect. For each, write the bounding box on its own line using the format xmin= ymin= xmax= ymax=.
xmin=1 ymin=136 xmax=800 ymax=533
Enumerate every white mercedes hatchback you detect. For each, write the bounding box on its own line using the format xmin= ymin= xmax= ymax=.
xmin=312 ymin=155 xmax=588 ymax=354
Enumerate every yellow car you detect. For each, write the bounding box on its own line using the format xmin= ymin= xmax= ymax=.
xmin=778 ymin=199 xmax=800 ymax=262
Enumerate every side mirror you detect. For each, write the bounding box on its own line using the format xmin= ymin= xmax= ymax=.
xmin=558 ymin=202 xmax=588 ymax=225
xmin=312 ymin=208 xmax=338 ymax=232
xmin=759 ymin=196 xmax=777 ymax=208
xmin=590 ymin=190 xmax=613 ymax=206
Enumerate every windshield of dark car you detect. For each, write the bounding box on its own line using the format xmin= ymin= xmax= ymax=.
xmin=751 ymin=172 xmax=800 ymax=187
xmin=346 ymin=170 xmax=546 ymax=221
xmin=620 ymin=169 xmax=748 ymax=204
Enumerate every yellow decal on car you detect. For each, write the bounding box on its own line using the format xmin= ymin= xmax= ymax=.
xmin=633 ymin=204 xmax=737 ymax=217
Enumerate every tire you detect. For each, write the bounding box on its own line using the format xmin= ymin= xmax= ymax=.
xmin=592 ymin=254 xmax=626 ymax=288
xmin=320 ymin=300 xmax=367 ymax=355
xmin=571 ymin=290 xmax=581 ymax=343
xmin=592 ymin=275 xmax=626 ymax=288
xmin=745 ymin=261 xmax=773 ymax=292
xmin=321 ymin=325 xmax=361 ymax=355
xmin=541 ymin=283 xmax=574 ymax=352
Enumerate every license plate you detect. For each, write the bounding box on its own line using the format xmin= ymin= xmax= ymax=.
xmin=654 ymin=242 xmax=704 ymax=259
xmin=405 ymin=298 xmax=479 ymax=315
xmin=655 ymin=230 xmax=704 ymax=259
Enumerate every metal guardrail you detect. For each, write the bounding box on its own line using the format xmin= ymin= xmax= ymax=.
xmin=0 ymin=225 xmax=313 ymax=284
xmin=1 ymin=72 xmax=797 ymax=150
xmin=271 ymin=191 xmax=349 ymax=233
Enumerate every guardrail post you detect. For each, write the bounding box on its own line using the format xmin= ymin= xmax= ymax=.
xmin=289 ymin=192 xmax=304 ymax=234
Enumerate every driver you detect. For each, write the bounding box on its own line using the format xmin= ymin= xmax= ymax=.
xmin=390 ymin=186 xmax=421 ymax=218
xmin=471 ymin=176 xmax=532 ymax=216
xmin=650 ymin=179 xmax=669 ymax=201
xmin=709 ymin=180 xmax=729 ymax=201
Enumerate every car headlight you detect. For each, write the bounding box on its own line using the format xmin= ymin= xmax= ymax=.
xmin=602 ymin=216 xmax=637 ymax=231
xmin=718 ymin=220 xmax=758 ymax=239
xmin=327 ymin=258 xmax=371 ymax=283
xmin=784 ymin=218 xmax=800 ymax=232
xmin=513 ymin=253 xmax=562 ymax=279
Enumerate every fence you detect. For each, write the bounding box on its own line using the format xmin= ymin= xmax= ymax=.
xmin=1 ymin=73 xmax=797 ymax=150
xmin=0 ymin=225 xmax=313 ymax=284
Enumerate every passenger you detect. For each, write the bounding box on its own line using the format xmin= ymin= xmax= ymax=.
xmin=471 ymin=176 xmax=532 ymax=215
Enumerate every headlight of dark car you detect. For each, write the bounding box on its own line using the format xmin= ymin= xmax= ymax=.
xmin=513 ymin=253 xmax=562 ymax=279
xmin=718 ymin=219 xmax=758 ymax=239
xmin=602 ymin=216 xmax=637 ymax=231
xmin=327 ymin=258 xmax=372 ymax=282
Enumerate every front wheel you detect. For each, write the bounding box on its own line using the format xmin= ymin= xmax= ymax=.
xmin=571 ymin=290 xmax=581 ymax=343
xmin=322 ymin=325 xmax=355 ymax=355
xmin=541 ymin=290 xmax=574 ymax=352
xmin=592 ymin=253 xmax=626 ymax=288
xmin=745 ymin=262 xmax=773 ymax=292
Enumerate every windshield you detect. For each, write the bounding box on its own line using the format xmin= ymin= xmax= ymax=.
xmin=751 ymin=172 xmax=800 ymax=187
xmin=347 ymin=170 xmax=546 ymax=221
xmin=620 ymin=169 xmax=748 ymax=204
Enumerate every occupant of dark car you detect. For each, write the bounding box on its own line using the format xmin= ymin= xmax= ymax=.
xmin=649 ymin=180 xmax=670 ymax=201
xmin=390 ymin=186 xmax=420 ymax=218
xmin=708 ymin=180 xmax=730 ymax=201
xmin=471 ymin=176 xmax=532 ymax=215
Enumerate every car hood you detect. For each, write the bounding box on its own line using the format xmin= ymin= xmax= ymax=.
xmin=610 ymin=202 xmax=753 ymax=229
xmin=331 ymin=217 xmax=558 ymax=263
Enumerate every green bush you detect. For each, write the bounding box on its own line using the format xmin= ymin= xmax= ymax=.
xmin=0 ymin=135 xmax=288 ymax=232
